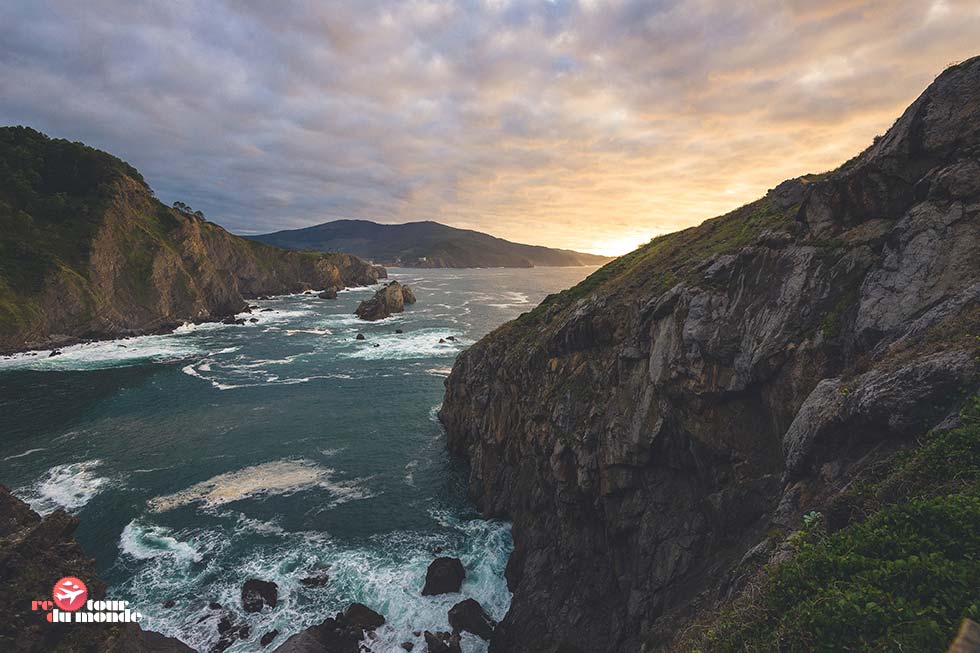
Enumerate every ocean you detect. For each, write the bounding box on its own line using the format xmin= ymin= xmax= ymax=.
xmin=0 ymin=266 xmax=595 ymax=652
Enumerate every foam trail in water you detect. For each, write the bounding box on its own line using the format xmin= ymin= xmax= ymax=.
xmin=147 ymin=460 xmax=372 ymax=512
xmin=3 ymin=447 xmax=46 ymax=461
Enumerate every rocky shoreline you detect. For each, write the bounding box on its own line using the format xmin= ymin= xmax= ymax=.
xmin=0 ymin=480 xmax=501 ymax=652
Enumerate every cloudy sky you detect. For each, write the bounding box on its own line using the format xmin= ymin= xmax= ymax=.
xmin=2 ymin=1 xmax=978 ymax=255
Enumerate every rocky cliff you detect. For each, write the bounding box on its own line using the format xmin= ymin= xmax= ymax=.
xmin=0 ymin=127 xmax=386 ymax=354
xmin=440 ymin=56 xmax=980 ymax=651
xmin=0 ymin=485 xmax=193 ymax=652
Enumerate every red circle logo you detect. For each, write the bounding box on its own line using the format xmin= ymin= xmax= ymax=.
xmin=52 ymin=577 xmax=88 ymax=611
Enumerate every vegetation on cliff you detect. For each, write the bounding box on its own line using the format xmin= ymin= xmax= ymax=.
xmin=0 ymin=126 xmax=385 ymax=352
xmin=688 ymin=396 xmax=980 ymax=651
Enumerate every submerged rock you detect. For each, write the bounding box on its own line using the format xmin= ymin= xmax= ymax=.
xmin=448 ymin=598 xmax=496 ymax=640
xmin=421 ymin=557 xmax=465 ymax=595
xmin=271 ymin=603 xmax=385 ymax=653
xmin=355 ymin=333 xmax=366 ymax=340
xmin=355 ymin=281 xmax=417 ymax=321
xmin=423 ymin=630 xmax=461 ymax=653
xmin=260 ymin=630 xmax=279 ymax=647
xmin=242 ymin=578 xmax=278 ymax=612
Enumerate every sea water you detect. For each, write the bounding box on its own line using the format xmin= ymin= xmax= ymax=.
xmin=0 ymin=266 xmax=596 ymax=652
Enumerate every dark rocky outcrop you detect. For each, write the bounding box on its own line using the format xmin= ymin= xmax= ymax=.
xmin=421 ymin=557 xmax=465 ymax=596
xmin=355 ymin=281 xmax=416 ymax=321
xmin=448 ymin=598 xmax=496 ymax=641
xmin=271 ymin=603 xmax=385 ymax=653
xmin=423 ymin=630 xmax=461 ymax=653
xmin=261 ymin=629 xmax=280 ymax=647
xmin=0 ymin=485 xmax=193 ymax=652
xmin=0 ymin=127 xmax=386 ymax=354
xmin=439 ymin=57 xmax=980 ymax=652
xmin=242 ymin=579 xmax=278 ymax=613
xmin=318 ymin=289 xmax=338 ymax=300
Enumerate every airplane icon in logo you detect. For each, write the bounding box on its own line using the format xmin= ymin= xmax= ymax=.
xmin=53 ymin=577 xmax=87 ymax=610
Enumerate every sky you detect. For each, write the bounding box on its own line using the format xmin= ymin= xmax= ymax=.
xmin=1 ymin=1 xmax=978 ymax=256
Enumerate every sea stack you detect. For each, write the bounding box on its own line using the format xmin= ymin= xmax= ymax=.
xmin=355 ymin=281 xmax=417 ymax=321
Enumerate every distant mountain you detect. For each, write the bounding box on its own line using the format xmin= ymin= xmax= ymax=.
xmin=0 ymin=127 xmax=385 ymax=353
xmin=249 ymin=219 xmax=612 ymax=268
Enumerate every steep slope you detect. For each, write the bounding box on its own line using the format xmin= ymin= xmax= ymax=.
xmin=250 ymin=219 xmax=612 ymax=268
xmin=440 ymin=56 xmax=980 ymax=652
xmin=0 ymin=127 xmax=386 ymax=354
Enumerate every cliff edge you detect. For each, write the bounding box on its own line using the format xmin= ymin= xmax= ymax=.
xmin=440 ymin=56 xmax=980 ymax=651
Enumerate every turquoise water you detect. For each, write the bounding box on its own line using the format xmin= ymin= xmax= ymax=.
xmin=0 ymin=267 xmax=595 ymax=652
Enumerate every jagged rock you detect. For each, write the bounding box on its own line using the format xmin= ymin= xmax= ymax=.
xmin=355 ymin=333 xmax=365 ymax=340
xmin=249 ymin=317 xmax=259 ymax=323
xmin=299 ymin=571 xmax=330 ymax=587
xmin=421 ymin=557 xmax=465 ymax=595
xmin=423 ymin=631 xmax=461 ymax=653
xmin=48 ymin=350 xmax=61 ymax=357
xmin=242 ymin=579 xmax=278 ymax=612
xmin=355 ymin=281 xmax=416 ymax=320
xmin=438 ymin=56 xmax=980 ymax=652
xmin=396 ymin=329 xmax=404 ymax=334
xmin=260 ymin=630 xmax=279 ymax=647
xmin=271 ymin=603 xmax=385 ymax=653
xmin=318 ymin=288 xmax=338 ymax=299
xmin=448 ymin=598 xmax=496 ymax=640
xmin=222 ymin=317 xmax=246 ymax=325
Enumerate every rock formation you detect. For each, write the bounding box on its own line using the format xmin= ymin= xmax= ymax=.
xmin=241 ymin=579 xmax=278 ymax=613
xmin=0 ymin=127 xmax=386 ymax=354
xmin=421 ymin=557 xmax=465 ymax=596
xmin=355 ymin=281 xmax=416 ymax=321
xmin=0 ymin=485 xmax=193 ymax=652
xmin=440 ymin=56 xmax=980 ymax=651
xmin=448 ymin=598 xmax=496 ymax=641
xmin=271 ymin=602 xmax=385 ymax=653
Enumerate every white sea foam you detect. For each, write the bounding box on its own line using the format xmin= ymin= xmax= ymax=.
xmin=147 ymin=460 xmax=372 ymax=512
xmin=3 ymin=447 xmax=46 ymax=461
xmin=20 ymin=459 xmax=110 ymax=514
xmin=0 ymin=334 xmax=201 ymax=371
xmin=345 ymin=329 xmax=465 ymax=361
xmin=120 ymin=520 xmax=203 ymax=565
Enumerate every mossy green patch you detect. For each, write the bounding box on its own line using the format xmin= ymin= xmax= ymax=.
xmin=687 ymin=397 xmax=980 ymax=652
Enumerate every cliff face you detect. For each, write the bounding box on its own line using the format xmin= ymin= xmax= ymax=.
xmin=0 ymin=127 xmax=386 ymax=354
xmin=440 ymin=57 xmax=980 ymax=651
xmin=0 ymin=485 xmax=193 ymax=652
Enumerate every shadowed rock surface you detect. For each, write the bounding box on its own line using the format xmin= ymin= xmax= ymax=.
xmin=421 ymin=557 xmax=465 ymax=596
xmin=0 ymin=127 xmax=386 ymax=354
xmin=440 ymin=56 xmax=980 ymax=652
xmin=355 ymin=281 xmax=416 ymax=321
xmin=448 ymin=598 xmax=496 ymax=641
xmin=271 ymin=603 xmax=385 ymax=653
xmin=0 ymin=485 xmax=194 ymax=652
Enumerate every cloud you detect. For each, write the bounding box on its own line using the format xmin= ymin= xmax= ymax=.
xmin=1 ymin=0 xmax=978 ymax=255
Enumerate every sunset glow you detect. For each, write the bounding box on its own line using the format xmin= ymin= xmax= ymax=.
xmin=2 ymin=1 xmax=978 ymax=253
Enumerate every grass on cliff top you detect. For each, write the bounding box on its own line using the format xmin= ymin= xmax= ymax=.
xmin=687 ymin=395 xmax=980 ymax=652
xmin=513 ymin=198 xmax=793 ymax=331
